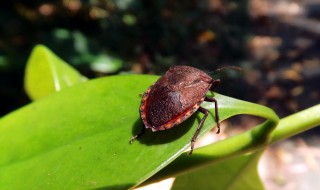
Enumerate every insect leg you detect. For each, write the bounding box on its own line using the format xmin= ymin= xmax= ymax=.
xmin=204 ymin=97 xmax=220 ymax=134
xmin=129 ymin=126 xmax=146 ymax=144
xmin=189 ymin=106 xmax=209 ymax=155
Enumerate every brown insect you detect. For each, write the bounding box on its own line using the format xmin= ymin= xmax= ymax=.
xmin=130 ymin=66 xmax=221 ymax=155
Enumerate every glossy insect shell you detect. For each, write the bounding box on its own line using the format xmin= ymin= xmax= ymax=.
xmin=140 ymin=66 xmax=214 ymax=132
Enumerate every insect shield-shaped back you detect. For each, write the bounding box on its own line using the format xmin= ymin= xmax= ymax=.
xmin=140 ymin=66 xmax=214 ymax=131
xmin=130 ymin=65 xmax=221 ymax=155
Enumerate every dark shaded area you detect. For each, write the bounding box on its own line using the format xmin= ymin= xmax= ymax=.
xmin=0 ymin=0 xmax=319 ymax=126
xmin=0 ymin=0 xmax=249 ymax=116
xmin=131 ymin=116 xmax=197 ymax=145
xmin=249 ymin=15 xmax=320 ymax=117
xmin=92 ymin=183 xmax=133 ymax=190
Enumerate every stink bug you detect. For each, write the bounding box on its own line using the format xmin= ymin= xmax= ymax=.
xmin=130 ymin=65 xmax=221 ymax=155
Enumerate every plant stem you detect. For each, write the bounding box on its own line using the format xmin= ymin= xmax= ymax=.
xmin=271 ymin=104 xmax=320 ymax=143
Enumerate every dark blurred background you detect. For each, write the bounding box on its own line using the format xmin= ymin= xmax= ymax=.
xmin=0 ymin=0 xmax=319 ymax=118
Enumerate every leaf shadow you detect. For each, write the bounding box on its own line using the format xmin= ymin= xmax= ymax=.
xmin=91 ymin=183 xmax=133 ymax=190
xmin=131 ymin=115 xmax=199 ymax=146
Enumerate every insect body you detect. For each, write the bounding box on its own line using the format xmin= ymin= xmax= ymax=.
xmin=130 ymin=66 xmax=221 ymax=155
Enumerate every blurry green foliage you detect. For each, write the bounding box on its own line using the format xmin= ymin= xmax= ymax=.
xmin=0 ymin=0 xmax=249 ymax=70
xmin=0 ymin=0 xmax=249 ymax=115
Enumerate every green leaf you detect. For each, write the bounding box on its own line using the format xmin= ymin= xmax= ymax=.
xmin=24 ymin=44 xmax=87 ymax=100
xmin=0 ymin=75 xmax=277 ymax=189
xmin=171 ymin=152 xmax=264 ymax=190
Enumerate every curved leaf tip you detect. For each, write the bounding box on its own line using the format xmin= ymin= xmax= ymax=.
xmin=24 ymin=44 xmax=87 ymax=100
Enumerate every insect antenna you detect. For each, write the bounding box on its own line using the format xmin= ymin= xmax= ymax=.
xmin=216 ymin=66 xmax=242 ymax=72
